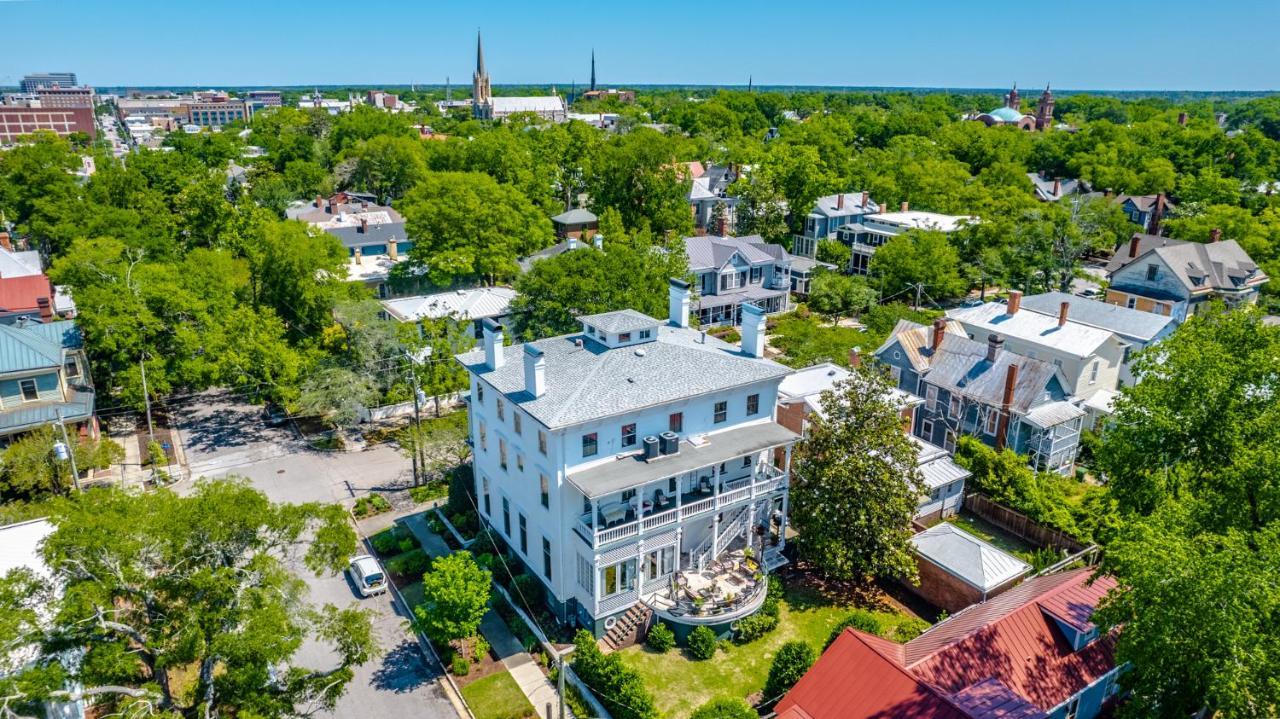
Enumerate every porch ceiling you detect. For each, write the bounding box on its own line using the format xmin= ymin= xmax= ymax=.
xmin=567 ymin=421 xmax=797 ymax=500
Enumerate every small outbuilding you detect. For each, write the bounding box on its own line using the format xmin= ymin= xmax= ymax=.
xmin=908 ymin=522 xmax=1031 ymax=613
xmin=550 ymin=208 xmax=598 ymax=239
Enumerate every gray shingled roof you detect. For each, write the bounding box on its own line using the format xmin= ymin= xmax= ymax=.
xmin=325 ymin=222 xmax=408 ymax=250
xmin=1019 ymin=292 xmax=1173 ymax=342
xmin=579 ymin=309 xmax=659 ymax=334
xmin=684 ymin=235 xmax=785 ymax=272
xmin=456 ymin=317 xmax=792 ymax=429
xmin=551 ymin=208 xmax=598 ymax=225
xmin=1107 ymin=235 xmax=1267 ymax=293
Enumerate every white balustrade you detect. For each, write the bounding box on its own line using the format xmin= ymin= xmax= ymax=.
xmin=641 ymin=508 xmax=678 ymax=531
xmin=681 ymin=496 xmax=716 ymax=518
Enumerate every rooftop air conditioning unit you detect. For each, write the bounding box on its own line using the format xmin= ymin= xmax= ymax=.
xmin=642 ymin=435 xmax=661 ymax=461
xmin=659 ymin=431 xmax=679 ymax=455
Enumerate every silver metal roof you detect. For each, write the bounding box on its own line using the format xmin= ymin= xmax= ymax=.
xmin=911 ymin=522 xmax=1031 ymax=592
xmin=1018 ymin=292 xmax=1174 ymax=342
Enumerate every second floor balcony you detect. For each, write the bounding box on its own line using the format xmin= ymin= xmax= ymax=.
xmin=568 ymin=422 xmax=796 ymax=549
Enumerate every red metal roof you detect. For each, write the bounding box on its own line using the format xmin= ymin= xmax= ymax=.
xmin=777 ymin=569 xmax=1118 ymax=719
xmin=0 ymin=275 xmax=52 ymax=313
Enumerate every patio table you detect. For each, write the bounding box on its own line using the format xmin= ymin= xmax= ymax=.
xmin=600 ymin=504 xmax=627 ymax=524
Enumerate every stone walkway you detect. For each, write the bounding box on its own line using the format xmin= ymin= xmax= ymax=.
xmin=400 ymin=511 xmax=575 ymax=719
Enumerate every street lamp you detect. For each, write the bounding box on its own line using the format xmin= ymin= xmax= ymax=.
xmin=54 ymin=409 xmax=81 ymax=492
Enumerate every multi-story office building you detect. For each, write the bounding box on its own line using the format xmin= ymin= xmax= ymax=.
xmin=20 ymin=72 xmax=78 ymax=93
xmin=246 ymin=90 xmax=283 ymax=111
xmin=33 ymin=86 xmax=95 ymax=108
xmin=0 ymin=99 xmax=95 ymax=144
xmin=457 ymin=282 xmax=797 ymax=641
xmin=185 ymin=95 xmax=251 ymax=127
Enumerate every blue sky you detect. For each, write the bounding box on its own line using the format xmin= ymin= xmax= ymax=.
xmin=2 ymin=0 xmax=1277 ymax=90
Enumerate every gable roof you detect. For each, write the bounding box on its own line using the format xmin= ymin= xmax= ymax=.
xmin=0 ymin=248 xmax=43 ymax=279
xmin=0 ymin=275 xmax=53 ymax=313
xmin=1025 ymin=174 xmax=1087 ymax=202
xmin=0 ymin=321 xmax=68 ymax=373
xmin=912 ymin=523 xmax=1031 ymax=592
xmin=325 ymin=221 xmax=409 ymax=250
xmin=1108 ymin=234 xmax=1268 ymax=293
xmin=684 ymin=234 xmax=787 ymax=272
xmin=946 ymin=302 xmax=1115 ymax=358
xmin=1114 ymin=194 xmax=1168 ymax=213
xmin=1018 ymin=292 xmax=1174 ymax=343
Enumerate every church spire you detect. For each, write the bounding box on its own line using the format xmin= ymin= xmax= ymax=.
xmin=590 ymin=49 xmax=596 ymax=92
xmin=476 ymin=31 xmax=486 ymax=77
xmin=472 ymin=30 xmax=492 ymax=119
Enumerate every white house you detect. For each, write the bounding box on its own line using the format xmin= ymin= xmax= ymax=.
xmin=456 ymin=280 xmax=797 ymax=641
xmin=837 ymin=208 xmax=975 ymax=275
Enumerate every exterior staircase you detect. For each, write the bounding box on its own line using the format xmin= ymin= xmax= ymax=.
xmin=599 ymin=603 xmax=652 ymax=653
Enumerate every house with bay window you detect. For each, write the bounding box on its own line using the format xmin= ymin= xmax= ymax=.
xmin=684 ymin=234 xmax=793 ymax=326
xmin=456 ymin=280 xmax=796 ymax=644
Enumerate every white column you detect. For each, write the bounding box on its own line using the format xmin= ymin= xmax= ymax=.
xmin=636 ymin=540 xmax=646 ymax=602
xmin=777 ymin=489 xmax=789 ymax=552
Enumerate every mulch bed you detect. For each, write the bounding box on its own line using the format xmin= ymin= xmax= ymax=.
xmin=780 ymin=560 xmax=924 ymax=619
xmin=451 ymin=644 xmax=508 ymax=688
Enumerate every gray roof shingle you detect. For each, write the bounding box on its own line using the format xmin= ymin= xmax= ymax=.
xmin=579 ymin=309 xmax=659 ymax=334
xmin=685 ymin=235 xmax=787 ymax=272
xmin=1018 ymin=292 xmax=1173 ymax=342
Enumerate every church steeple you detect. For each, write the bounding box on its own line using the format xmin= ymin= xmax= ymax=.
xmin=1006 ymin=82 xmax=1020 ymax=110
xmin=1035 ymin=83 xmax=1054 ymax=131
xmin=472 ymin=30 xmax=492 ymax=118
xmin=590 ymin=49 xmax=596 ymax=92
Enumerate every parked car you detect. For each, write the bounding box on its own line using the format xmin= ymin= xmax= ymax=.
xmin=1076 ymin=287 xmax=1103 ymax=299
xmin=347 ymin=555 xmax=388 ymax=597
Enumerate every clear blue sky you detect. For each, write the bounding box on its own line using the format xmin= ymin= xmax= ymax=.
xmin=2 ymin=0 xmax=1277 ymax=90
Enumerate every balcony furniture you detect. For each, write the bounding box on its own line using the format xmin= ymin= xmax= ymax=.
xmin=654 ymin=489 xmax=672 ymax=511
xmin=600 ymin=501 xmax=628 ymax=525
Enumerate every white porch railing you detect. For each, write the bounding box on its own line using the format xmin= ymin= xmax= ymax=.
xmin=596 ymin=522 xmax=639 ymax=545
xmin=641 ymin=507 xmax=679 ymax=532
xmin=596 ymin=590 xmax=638 ymax=616
xmin=680 ymin=496 xmax=715 ymax=518
xmin=717 ymin=487 xmax=751 ymax=508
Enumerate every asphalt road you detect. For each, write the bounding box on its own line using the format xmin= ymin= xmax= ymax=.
xmin=174 ymin=391 xmax=459 ymax=719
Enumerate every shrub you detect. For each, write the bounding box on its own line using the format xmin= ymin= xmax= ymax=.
xmin=450 ymin=654 xmax=470 ymax=676
xmin=893 ymin=617 xmax=930 ymax=642
xmin=690 ymin=697 xmax=756 ymax=719
xmin=446 ymin=465 xmax=476 ymax=515
xmin=571 ymin=630 xmax=659 ymax=719
xmin=146 ymin=440 xmax=167 ymax=466
xmin=825 ymin=610 xmax=882 ymax=649
xmin=735 ymin=611 xmax=779 ymax=643
xmin=646 ymin=622 xmax=675 ymax=652
xmin=687 ymin=626 xmax=718 ymax=660
xmin=397 ymin=536 xmax=416 ymax=554
xmin=386 ymin=549 xmax=431 ymax=579
xmin=369 ymin=529 xmax=399 ymax=556
xmin=472 ymin=635 xmax=491 ymax=662
xmin=352 ymin=493 xmax=391 ymax=518
xmin=763 ymin=641 xmax=816 ymax=704
xmin=409 ymin=480 xmax=448 ymax=504
xmin=511 ymin=572 xmax=546 ymax=612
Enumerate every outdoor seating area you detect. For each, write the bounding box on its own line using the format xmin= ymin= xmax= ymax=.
xmin=645 ymin=549 xmax=766 ymax=620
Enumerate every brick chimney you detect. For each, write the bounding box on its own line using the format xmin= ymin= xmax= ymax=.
xmin=1006 ymin=290 xmax=1022 ymax=315
xmin=314 ymin=195 xmax=322 ymax=208
xmin=1150 ymin=193 xmax=1167 ymax=235
xmin=932 ymin=317 xmax=946 ymax=352
xmin=1052 ymin=178 xmax=1061 ymax=197
xmin=0 ymin=232 xmax=11 ymax=252
xmin=1209 ymin=228 xmax=1222 ymax=243
xmin=359 ymin=218 xmax=368 ymax=234
xmin=861 ymin=191 xmax=869 ymax=208
xmin=1058 ymin=300 xmax=1070 ymax=327
xmin=1128 ymin=234 xmax=1141 ymax=258
xmin=36 ymin=296 xmax=52 ymax=322
xmin=387 ymin=240 xmax=398 ymax=260
xmin=836 ymin=193 xmax=844 ymax=210
xmin=987 ymin=334 xmax=1004 ymax=363
xmin=995 ymin=363 xmax=1019 ymax=449
xmin=848 ymin=346 xmax=861 ymax=368
xmin=900 ymin=201 xmax=909 ymax=212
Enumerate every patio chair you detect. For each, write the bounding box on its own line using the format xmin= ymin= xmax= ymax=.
xmin=653 ymin=489 xmax=671 ymax=511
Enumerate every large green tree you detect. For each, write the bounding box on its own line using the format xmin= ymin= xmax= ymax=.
xmin=0 ymin=480 xmax=376 ymax=719
xmin=413 ymin=551 xmax=490 ymax=646
xmin=790 ymin=368 xmax=924 ymax=582
xmin=868 ymin=228 xmax=967 ymax=302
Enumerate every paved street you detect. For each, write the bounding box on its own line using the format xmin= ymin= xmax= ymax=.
xmin=174 ymin=391 xmax=460 ymax=719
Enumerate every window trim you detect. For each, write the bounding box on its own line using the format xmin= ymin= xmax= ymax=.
xmin=582 ymin=432 xmax=598 ymax=457
xmin=669 ymin=412 xmax=683 ymax=433
xmin=540 ymin=474 xmax=550 ymax=509
xmin=621 ymin=423 xmax=637 ymax=448
xmin=18 ymin=378 xmax=39 ymax=402
xmin=713 ymin=400 xmax=728 ymax=424
xmin=746 ymin=393 xmax=760 ymax=416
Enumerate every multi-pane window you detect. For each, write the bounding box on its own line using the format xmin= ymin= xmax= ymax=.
xmin=746 ymin=393 xmax=759 ymax=415
xmin=518 ymin=514 xmax=528 ymax=554
xmin=619 ymin=332 xmax=632 ymax=342
xmin=540 ymin=474 xmax=549 ymax=508
xmin=538 ymin=430 xmax=547 ymax=455
xmin=502 ymin=497 xmax=511 ymax=536
xmin=984 ymin=408 xmax=1000 ymax=436
xmin=749 ymin=266 xmax=763 ymax=284
xmin=479 ymin=421 xmax=488 ymax=451
xmin=477 ymin=383 xmax=484 ymax=403
xmin=19 ymin=379 xmax=38 ymax=402
xmin=582 ymin=433 xmax=598 ymax=457
xmin=949 ymin=396 xmax=961 ymax=419
xmin=499 ymin=439 xmax=508 ymax=470
xmin=542 ymin=538 xmax=552 ymax=579
xmin=669 ymin=412 xmax=683 ymax=432
xmin=639 ymin=329 xmax=651 ymax=340
xmin=577 ymin=555 xmax=594 ymax=592
xmin=621 ymin=423 xmax=637 ymax=447
xmin=714 ymin=401 xmax=728 ymax=424
xmin=1145 ymin=264 xmax=1159 ymax=281
xmin=1089 ymin=360 xmax=1100 ymax=384
xmin=496 ymin=398 xmax=505 ymax=421
xmin=482 ymin=476 xmax=491 ymax=515
xmin=513 ymin=412 xmax=522 ymax=435
xmin=925 ymin=385 xmax=938 ymax=412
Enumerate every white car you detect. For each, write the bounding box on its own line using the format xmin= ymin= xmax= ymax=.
xmin=347 ymin=554 xmax=388 ymax=597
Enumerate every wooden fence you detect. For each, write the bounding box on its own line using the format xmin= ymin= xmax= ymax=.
xmin=963 ymin=493 xmax=1087 ymax=554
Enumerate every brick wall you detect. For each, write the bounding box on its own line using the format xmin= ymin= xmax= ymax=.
xmin=907 ymin=554 xmax=984 ymax=613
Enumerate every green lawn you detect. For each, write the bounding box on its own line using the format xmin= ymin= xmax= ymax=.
xmin=618 ymin=584 xmax=923 ymax=719
xmin=460 ymin=670 xmax=537 ymax=719
xmin=399 ymin=581 xmax=425 ymax=612
xmin=767 ymin=313 xmax=869 ymax=369
xmin=946 ymin=511 xmax=1038 ymax=562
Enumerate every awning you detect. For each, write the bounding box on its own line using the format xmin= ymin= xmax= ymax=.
xmin=1023 ymin=400 xmax=1085 ymax=429
xmin=566 ymin=422 xmax=798 ymax=500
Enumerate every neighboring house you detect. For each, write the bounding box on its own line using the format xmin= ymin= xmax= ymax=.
xmin=455 ymin=285 xmax=796 ymax=642
xmin=908 ymin=522 xmax=1031 ymax=613
xmin=685 ymin=234 xmax=792 ymax=326
xmin=875 ymin=318 xmax=1083 ymax=475
xmin=0 ymin=319 xmax=95 ymax=444
xmin=1114 ymin=194 xmax=1172 ymax=235
xmin=777 ymin=568 xmax=1123 ymax=719
xmin=381 ymin=286 xmax=517 ymax=338
xmin=1105 ymin=231 xmax=1269 ymax=321
xmin=686 ymin=163 xmax=740 ymax=234
xmin=1027 ymin=172 xmax=1089 ymax=202
xmin=550 ymin=208 xmax=598 ymax=239
xmin=517 ymin=233 xmax=602 ymax=273
xmin=786 ymin=256 xmax=831 ymax=296
xmin=775 ymin=363 xmax=968 ymax=521
xmin=837 ymin=207 xmax=975 ymax=275
xmin=0 ymin=274 xmax=57 ymax=327
xmin=0 ymin=239 xmax=76 ymax=319
xmin=946 ymin=292 xmax=1128 ymax=400
xmin=793 ymin=191 xmax=879 ymax=259
xmin=1019 ymin=291 xmax=1176 ymax=388
xmin=287 ymin=194 xmax=412 ymax=297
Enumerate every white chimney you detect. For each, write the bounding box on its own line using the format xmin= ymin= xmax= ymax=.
xmin=668 ymin=278 xmax=690 ymax=328
xmin=740 ymin=303 xmax=766 ymax=359
xmin=482 ymin=319 xmax=505 ymax=370
xmin=523 ymin=344 xmax=545 ymax=398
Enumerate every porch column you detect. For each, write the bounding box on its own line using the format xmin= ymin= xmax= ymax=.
xmin=746 ymin=504 xmax=756 ymax=549
xmin=593 ymin=555 xmax=603 ymax=616
xmin=635 ymin=540 xmax=646 ymax=602
xmin=777 ymin=489 xmax=789 ymax=552
xmin=783 ymin=445 xmax=793 ymax=483
xmin=711 ymin=464 xmax=722 ymax=558
xmin=675 ymin=527 xmax=684 ymax=570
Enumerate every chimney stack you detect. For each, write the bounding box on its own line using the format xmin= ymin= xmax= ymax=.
xmin=848 ymin=346 xmax=861 ymax=368
xmin=740 ymin=303 xmax=767 ymax=359
xmin=1006 ymin=290 xmax=1022 ymax=315
xmin=861 ymin=191 xmax=869 ymax=208
xmin=359 ymin=218 xmax=368 ymax=234
xmin=987 ymin=334 xmax=1004 ymax=363
xmin=668 ymin=278 xmax=691 ymax=328
xmin=314 ymin=195 xmax=322 ymax=208
xmin=932 ymin=317 xmax=946 ymax=352
xmin=353 ymin=246 xmax=363 ymax=265
xmin=482 ymin=319 xmax=505 ymax=370
xmin=36 ymin=296 xmax=52 ymax=322
xmin=836 ymin=193 xmax=844 ymax=210
xmin=900 ymin=201 xmax=909 ymax=212
xmin=1052 ymin=178 xmax=1061 ymax=197
xmin=1058 ymin=301 xmax=1070 ymax=327
xmin=1209 ymin=228 xmax=1222 ymax=243
xmin=1129 ymin=234 xmax=1141 ymax=258
xmin=995 ymin=363 xmax=1019 ymax=449
xmin=523 ymin=344 xmax=546 ymax=398
xmin=0 ymin=232 xmax=11 ymax=252
xmin=387 ymin=240 xmax=398 ymax=260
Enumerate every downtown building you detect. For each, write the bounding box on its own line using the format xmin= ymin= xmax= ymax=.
xmin=457 ymin=281 xmax=796 ymax=642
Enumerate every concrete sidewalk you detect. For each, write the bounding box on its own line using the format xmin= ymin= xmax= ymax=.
xmin=401 ymin=512 xmax=574 ymax=719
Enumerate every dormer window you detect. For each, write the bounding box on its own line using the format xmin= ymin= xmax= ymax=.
xmin=619 ymin=332 xmax=631 ymax=342
xmin=1145 ymin=264 xmax=1159 ymax=281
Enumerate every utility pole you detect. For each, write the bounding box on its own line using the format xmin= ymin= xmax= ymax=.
xmin=55 ymin=409 xmax=81 ymax=492
xmin=914 ymin=282 xmax=924 ymax=311
xmin=139 ymin=356 xmax=154 ymax=441
xmin=406 ymin=351 xmax=426 ymax=486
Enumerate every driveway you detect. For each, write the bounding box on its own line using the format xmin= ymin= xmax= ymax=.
xmin=174 ymin=391 xmax=459 ymax=719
